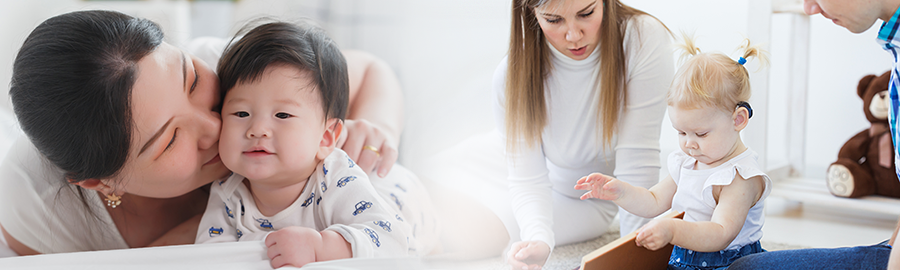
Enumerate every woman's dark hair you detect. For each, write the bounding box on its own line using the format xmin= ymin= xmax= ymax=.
xmin=9 ymin=10 xmax=164 ymax=182
xmin=218 ymin=20 xmax=348 ymax=121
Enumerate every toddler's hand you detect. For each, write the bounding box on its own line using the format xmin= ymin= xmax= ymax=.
xmin=265 ymin=226 xmax=320 ymax=269
xmin=635 ymin=218 xmax=675 ymax=251
xmin=574 ymin=173 xmax=622 ymax=201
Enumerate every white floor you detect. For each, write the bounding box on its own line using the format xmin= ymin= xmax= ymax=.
xmin=762 ymin=196 xmax=897 ymax=249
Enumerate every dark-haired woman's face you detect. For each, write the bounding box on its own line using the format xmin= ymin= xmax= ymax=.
xmin=114 ymin=42 xmax=229 ymax=198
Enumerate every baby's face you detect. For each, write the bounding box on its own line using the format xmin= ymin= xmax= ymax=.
xmin=668 ymin=105 xmax=741 ymax=168
xmin=219 ymin=64 xmax=327 ymax=184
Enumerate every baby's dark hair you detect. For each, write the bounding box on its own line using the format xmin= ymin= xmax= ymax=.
xmin=218 ymin=20 xmax=348 ymax=121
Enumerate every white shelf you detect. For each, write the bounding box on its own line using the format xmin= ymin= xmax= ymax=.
xmin=770 ymin=177 xmax=900 ymax=216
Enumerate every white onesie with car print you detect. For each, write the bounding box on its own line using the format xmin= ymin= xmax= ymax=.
xmin=196 ymin=149 xmax=415 ymax=258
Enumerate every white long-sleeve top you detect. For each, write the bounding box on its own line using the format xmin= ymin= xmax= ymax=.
xmin=492 ymin=15 xmax=673 ymax=248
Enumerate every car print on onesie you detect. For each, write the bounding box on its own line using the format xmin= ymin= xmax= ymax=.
xmin=225 ymin=203 xmax=234 ymax=218
xmin=208 ymin=227 xmax=224 ymax=237
xmin=337 ymin=176 xmax=356 ymax=187
xmin=255 ymin=218 xmax=273 ymax=230
xmin=347 ymin=156 xmax=356 ymax=168
xmin=373 ymin=220 xmax=392 ymax=232
xmin=353 ymin=200 xmax=373 ymax=216
xmin=301 ymin=192 xmax=315 ymax=207
xmin=364 ymin=228 xmax=381 ymax=247
xmin=389 ymin=193 xmax=403 ymax=211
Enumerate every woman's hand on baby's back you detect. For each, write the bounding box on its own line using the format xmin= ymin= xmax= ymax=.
xmin=574 ymin=173 xmax=623 ymax=201
xmin=338 ymin=119 xmax=398 ymax=178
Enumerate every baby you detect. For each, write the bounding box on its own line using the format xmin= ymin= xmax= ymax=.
xmin=195 ymin=21 xmax=414 ymax=268
xmin=575 ymin=36 xmax=772 ymax=269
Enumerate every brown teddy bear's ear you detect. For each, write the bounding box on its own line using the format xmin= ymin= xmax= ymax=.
xmin=858 ymin=74 xmax=877 ymax=98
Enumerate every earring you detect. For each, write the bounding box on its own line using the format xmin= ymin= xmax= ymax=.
xmin=105 ymin=193 xmax=122 ymax=208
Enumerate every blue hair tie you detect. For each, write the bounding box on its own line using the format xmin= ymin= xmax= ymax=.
xmin=738 ymin=57 xmax=747 ymax=65
xmin=737 ymin=101 xmax=753 ymax=119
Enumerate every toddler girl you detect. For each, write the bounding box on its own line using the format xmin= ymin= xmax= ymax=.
xmin=575 ymin=36 xmax=771 ymax=270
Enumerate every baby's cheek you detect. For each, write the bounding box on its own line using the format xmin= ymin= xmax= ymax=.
xmin=218 ymin=134 xmax=241 ymax=169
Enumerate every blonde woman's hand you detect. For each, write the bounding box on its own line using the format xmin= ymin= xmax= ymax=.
xmin=635 ymin=218 xmax=675 ymax=251
xmin=507 ymin=240 xmax=551 ymax=270
xmin=574 ymin=173 xmax=623 ymax=201
xmin=337 ymin=119 xmax=398 ymax=178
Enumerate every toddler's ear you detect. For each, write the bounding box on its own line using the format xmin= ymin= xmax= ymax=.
xmin=317 ymin=118 xmax=343 ymax=160
xmin=733 ymin=108 xmax=749 ymax=131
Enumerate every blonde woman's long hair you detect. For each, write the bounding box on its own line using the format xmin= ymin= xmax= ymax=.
xmin=505 ymin=0 xmax=657 ymax=152
xmin=668 ymin=34 xmax=768 ymax=113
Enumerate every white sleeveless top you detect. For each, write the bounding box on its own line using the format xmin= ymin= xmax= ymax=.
xmin=669 ymin=148 xmax=771 ymax=250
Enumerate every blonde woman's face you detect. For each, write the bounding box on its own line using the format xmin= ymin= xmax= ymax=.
xmin=534 ymin=0 xmax=604 ymax=60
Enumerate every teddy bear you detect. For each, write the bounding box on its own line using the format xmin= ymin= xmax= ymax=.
xmin=826 ymin=71 xmax=900 ymax=198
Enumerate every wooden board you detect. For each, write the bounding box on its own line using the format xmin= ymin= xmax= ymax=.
xmin=580 ymin=211 xmax=685 ymax=270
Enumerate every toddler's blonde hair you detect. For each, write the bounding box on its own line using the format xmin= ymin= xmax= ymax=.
xmin=667 ymin=33 xmax=768 ymax=114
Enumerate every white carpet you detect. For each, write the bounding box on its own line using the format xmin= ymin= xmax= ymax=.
xmin=424 ymin=226 xmax=808 ymax=270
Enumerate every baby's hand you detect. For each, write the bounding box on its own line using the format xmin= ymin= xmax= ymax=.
xmin=265 ymin=226 xmax=320 ymax=268
xmin=635 ymin=218 xmax=675 ymax=251
xmin=574 ymin=173 xmax=623 ymax=201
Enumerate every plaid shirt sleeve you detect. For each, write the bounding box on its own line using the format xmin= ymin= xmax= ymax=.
xmin=878 ymin=6 xmax=900 ymax=178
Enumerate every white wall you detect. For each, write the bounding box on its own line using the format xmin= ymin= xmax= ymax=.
xmin=0 ymin=0 xmax=191 ymax=113
xmin=802 ymin=17 xmax=890 ymax=177
xmin=0 ymin=0 xmax=892 ymax=179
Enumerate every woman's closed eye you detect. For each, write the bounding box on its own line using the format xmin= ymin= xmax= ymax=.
xmin=189 ymin=65 xmax=199 ymax=94
xmin=579 ymin=9 xmax=594 ymax=18
xmin=544 ymin=16 xmax=561 ymax=24
xmin=164 ymin=128 xmax=178 ymax=151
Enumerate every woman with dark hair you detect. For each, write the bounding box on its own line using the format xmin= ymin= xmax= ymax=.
xmin=0 ymin=9 xmax=409 ymax=255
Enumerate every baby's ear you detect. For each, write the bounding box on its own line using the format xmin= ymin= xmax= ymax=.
xmin=733 ymin=107 xmax=749 ymax=131
xmin=317 ymin=118 xmax=343 ymax=160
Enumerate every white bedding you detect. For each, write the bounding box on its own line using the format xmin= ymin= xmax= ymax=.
xmin=0 ymin=241 xmax=428 ymax=270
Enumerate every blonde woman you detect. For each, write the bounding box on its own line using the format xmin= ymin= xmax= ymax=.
xmin=491 ymin=0 xmax=673 ymax=268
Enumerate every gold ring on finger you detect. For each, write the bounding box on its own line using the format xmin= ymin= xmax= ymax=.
xmin=363 ymin=145 xmax=380 ymax=156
